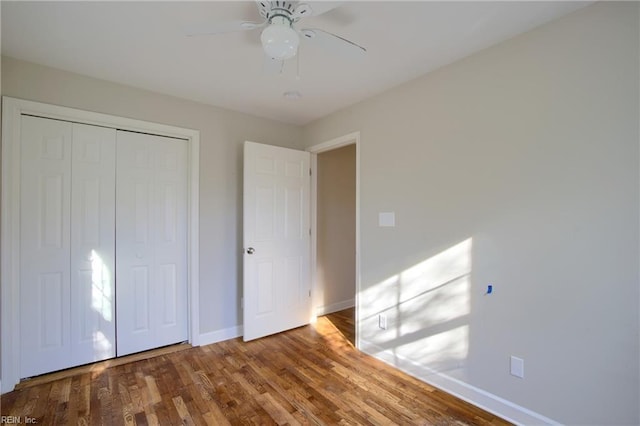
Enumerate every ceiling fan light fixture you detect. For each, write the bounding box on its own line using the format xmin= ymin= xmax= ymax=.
xmin=261 ymin=23 xmax=299 ymax=60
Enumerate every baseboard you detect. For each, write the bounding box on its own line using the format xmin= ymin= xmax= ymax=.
xmin=359 ymin=339 xmax=560 ymax=426
xmin=316 ymin=299 xmax=355 ymax=316
xmin=199 ymin=325 xmax=243 ymax=346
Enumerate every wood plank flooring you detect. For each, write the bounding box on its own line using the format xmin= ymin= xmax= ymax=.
xmin=1 ymin=308 xmax=511 ymax=425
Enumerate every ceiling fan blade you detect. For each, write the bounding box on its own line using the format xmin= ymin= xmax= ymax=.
xmin=291 ymin=3 xmax=312 ymax=21
xmin=300 ymin=28 xmax=366 ymax=58
xmin=184 ymin=20 xmax=265 ymax=37
xmin=263 ymin=55 xmax=285 ymax=75
xmin=306 ymin=2 xmax=342 ymax=17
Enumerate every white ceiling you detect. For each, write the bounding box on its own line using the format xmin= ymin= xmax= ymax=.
xmin=1 ymin=1 xmax=590 ymax=125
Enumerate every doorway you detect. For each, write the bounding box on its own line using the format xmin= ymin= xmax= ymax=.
xmin=309 ymin=132 xmax=360 ymax=347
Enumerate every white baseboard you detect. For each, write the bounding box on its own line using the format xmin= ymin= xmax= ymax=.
xmin=315 ymin=299 xmax=355 ymax=316
xmin=359 ymin=339 xmax=560 ymax=426
xmin=197 ymin=300 xmax=356 ymax=346
xmin=199 ymin=325 xmax=243 ymax=346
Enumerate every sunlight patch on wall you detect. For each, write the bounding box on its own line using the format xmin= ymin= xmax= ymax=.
xmin=360 ymin=238 xmax=472 ymax=372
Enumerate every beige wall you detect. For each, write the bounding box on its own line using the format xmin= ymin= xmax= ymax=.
xmin=303 ymin=2 xmax=639 ymax=424
xmin=316 ymin=144 xmax=356 ymax=312
xmin=0 ymin=56 xmax=304 ymax=335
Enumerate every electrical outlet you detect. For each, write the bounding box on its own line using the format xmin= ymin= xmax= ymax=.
xmin=378 ymin=313 xmax=388 ymax=330
xmin=510 ymin=356 xmax=524 ymax=378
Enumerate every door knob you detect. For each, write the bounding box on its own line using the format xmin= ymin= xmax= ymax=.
xmin=246 ymin=247 xmax=255 ymax=254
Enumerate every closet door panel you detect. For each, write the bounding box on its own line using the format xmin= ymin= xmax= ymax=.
xmin=154 ymin=137 xmax=188 ymax=340
xmin=116 ymin=131 xmax=188 ymax=356
xmin=70 ymin=123 xmax=117 ymax=364
xmin=19 ymin=116 xmax=73 ymax=378
xmin=116 ymin=135 xmax=155 ymax=354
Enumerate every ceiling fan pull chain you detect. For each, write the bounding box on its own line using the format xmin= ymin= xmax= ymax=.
xmin=296 ymin=46 xmax=301 ymax=80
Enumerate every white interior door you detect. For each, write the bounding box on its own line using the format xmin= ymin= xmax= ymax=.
xmin=19 ymin=117 xmax=117 ymax=378
xmin=116 ymin=130 xmax=188 ymax=356
xmin=243 ymin=141 xmax=311 ymax=341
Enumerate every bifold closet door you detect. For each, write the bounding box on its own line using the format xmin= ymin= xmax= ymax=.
xmin=115 ymin=131 xmax=189 ymax=356
xmin=20 ymin=116 xmax=116 ymax=378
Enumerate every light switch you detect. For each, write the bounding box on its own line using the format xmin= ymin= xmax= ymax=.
xmin=379 ymin=212 xmax=395 ymax=227
xmin=510 ymin=356 xmax=524 ymax=378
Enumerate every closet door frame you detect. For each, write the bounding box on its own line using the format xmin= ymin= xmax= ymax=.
xmin=1 ymin=96 xmax=201 ymax=393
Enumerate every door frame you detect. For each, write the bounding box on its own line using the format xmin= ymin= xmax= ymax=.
xmin=308 ymin=131 xmax=361 ymax=348
xmin=1 ymin=96 xmax=201 ymax=393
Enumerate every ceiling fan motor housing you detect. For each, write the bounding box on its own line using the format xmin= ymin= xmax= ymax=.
xmin=258 ymin=1 xmax=309 ymax=23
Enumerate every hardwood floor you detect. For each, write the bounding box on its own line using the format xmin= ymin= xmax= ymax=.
xmin=325 ymin=309 xmax=355 ymax=346
xmin=2 ymin=309 xmax=510 ymax=425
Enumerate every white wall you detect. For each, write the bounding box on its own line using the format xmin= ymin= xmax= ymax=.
xmin=303 ymin=2 xmax=639 ymax=424
xmin=0 ymin=56 xmax=304 ymax=337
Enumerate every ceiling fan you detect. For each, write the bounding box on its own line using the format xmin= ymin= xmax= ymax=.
xmin=185 ymin=1 xmax=366 ymax=66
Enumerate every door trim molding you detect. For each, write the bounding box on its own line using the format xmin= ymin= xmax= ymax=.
xmin=308 ymin=131 xmax=361 ymax=348
xmin=1 ymin=96 xmax=201 ymax=393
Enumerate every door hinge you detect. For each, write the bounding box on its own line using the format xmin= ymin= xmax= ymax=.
xmin=309 ymin=168 xmax=312 ymax=176
xmin=308 ymin=290 xmax=311 ymax=297
xmin=241 ymin=297 xmax=244 ymax=310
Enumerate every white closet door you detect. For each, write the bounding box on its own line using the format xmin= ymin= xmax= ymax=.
xmin=115 ymin=131 xmax=188 ymax=356
xmin=20 ymin=116 xmax=73 ymax=377
xmin=70 ymin=123 xmax=117 ymax=365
